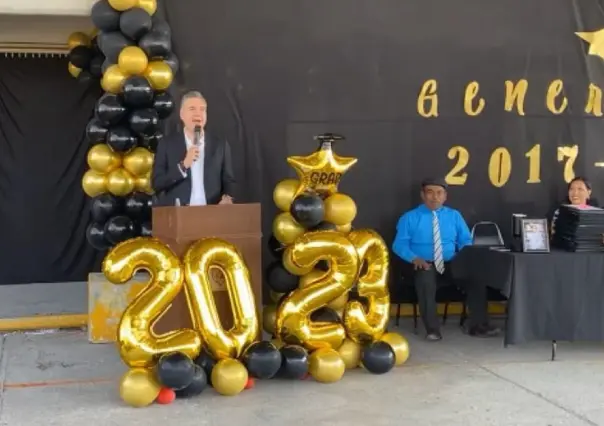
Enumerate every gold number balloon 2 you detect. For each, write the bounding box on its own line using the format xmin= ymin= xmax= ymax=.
xmin=103 ymin=238 xmax=202 ymax=368
xmin=276 ymin=231 xmax=359 ymax=350
xmin=183 ymin=238 xmax=259 ymax=360
xmin=344 ymin=230 xmax=391 ymax=343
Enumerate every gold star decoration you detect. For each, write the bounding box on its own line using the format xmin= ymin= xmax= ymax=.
xmin=576 ymin=29 xmax=604 ymax=60
xmin=287 ymin=142 xmax=358 ymax=198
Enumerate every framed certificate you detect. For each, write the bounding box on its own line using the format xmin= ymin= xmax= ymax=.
xmin=520 ymin=218 xmax=550 ymax=253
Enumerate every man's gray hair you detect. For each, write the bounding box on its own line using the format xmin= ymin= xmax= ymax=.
xmin=180 ymin=90 xmax=206 ymax=108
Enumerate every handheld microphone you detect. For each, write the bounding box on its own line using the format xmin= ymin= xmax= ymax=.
xmin=194 ymin=125 xmax=202 ymax=146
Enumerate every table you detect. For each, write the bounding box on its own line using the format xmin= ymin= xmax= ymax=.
xmin=450 ymin=246 xmax=604 ymax=359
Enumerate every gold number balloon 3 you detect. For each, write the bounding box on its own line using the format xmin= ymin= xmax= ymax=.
xmin=276 ymin=231 xmax=359 ymax=350
xmin=344 ymin=229 xmax=391 ymax=343
xmin=103 ymin=238 xmax=202 ymax=368
xmin=183 ymin=238 xmax=259 ymax=360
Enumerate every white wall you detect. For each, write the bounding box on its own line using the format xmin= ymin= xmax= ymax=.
xmin=0 ymin=0 xmax=94 ymax=16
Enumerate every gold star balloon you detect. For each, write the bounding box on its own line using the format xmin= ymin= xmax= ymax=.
xmin=287 ymin=133 xmax=358 ymax=198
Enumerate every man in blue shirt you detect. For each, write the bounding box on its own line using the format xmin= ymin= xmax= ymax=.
xmin=392 ymin=178 xmax=499 ymax=341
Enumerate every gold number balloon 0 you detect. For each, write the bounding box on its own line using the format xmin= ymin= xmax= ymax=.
xmin=103 ymin=238 xmax=202 ymax=368
xmin=183 ymin=238 xmax=259 ymax=360
xmin=276 ymin=231 xmax=360 ymax=350
xmin=344 ymin=230 xmax=391 ymax=343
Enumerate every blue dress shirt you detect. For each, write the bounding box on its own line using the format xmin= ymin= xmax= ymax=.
xmin=392 ymin=204 xmax=472 ymax=263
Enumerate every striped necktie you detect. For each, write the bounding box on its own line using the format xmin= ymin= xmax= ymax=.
xmin=432 ymin=211 xmax=445 ymax=274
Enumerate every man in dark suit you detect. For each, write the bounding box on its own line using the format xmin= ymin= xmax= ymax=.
xmin=152 ymin=90 xmax=236 ymax=206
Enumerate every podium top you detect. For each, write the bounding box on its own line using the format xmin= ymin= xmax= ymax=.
xmin=152 ymin=203 xmax=262 ymax=241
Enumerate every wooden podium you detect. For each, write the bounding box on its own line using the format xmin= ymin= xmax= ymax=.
xmin=151 ymin=203 xmax=262 ymax=335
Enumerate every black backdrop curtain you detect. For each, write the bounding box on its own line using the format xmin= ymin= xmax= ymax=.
xmin=160 ymin=0 xmax=604 ymax=265
xmin=0 ymin=56 xmax=102 ymax=284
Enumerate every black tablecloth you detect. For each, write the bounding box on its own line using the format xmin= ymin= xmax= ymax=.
xmin=451 ymin=247 xmax=604 ymax=345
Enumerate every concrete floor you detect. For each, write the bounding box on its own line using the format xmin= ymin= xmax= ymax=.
xmin=0 ymin=319 xmax=603 ymax=426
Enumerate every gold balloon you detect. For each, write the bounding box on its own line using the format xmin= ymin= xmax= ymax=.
xmin=273 ymin=178 xmax=300 ymax=211
xmin=107 ymin=168 xmax=135 ymax=196
xmin=380 ymin=332 xmax=410 ymax=366
xmin=276 ymin=231 xmax=359 ymax=350
xmin=109 ymin=0 xmax=137 ymax=11
xmin=119 ymin=368 xmax=161 ymax=407
xmin=87 ymin=144 xmax=121 ymax=174
xmin=211 ymin=358 xmax=249 ymax=396
xmin=68 ymin=62 xmax=81 ymax=78
xmin=287 ymin=140 xmax=357 ymax=198
xmin=262 ymin=304 xmax=278 ymax=335
xmin=308 ymin=348 xmax=346 ymax=383
xmin=336 ymin=223 xmax=352 ymax=233
xmin=67 ymin=31 xmax=90 ymax=49
xmin=144 ymin=61 xmax=174 ymax=90
xmin=103 ymin=238 xmax=202 ymax=368
xmin=183 ymin=238 xmax=259 ymax=360
xmin=134 ymin=173 xmax=154 ymax=195
xmin=338 ymin=338 xmax=361 ymax=369
xmin=324 ymin=193 xmax=357 ymax=226
xmin=273 ymin=212 xmax=305 ymax=245
xmin=82 ymin=170 xmax=107 ymax=197
xmin=118 ymin=46 xmax=149 ymax=76
xmin=123 ymin=147 xmax=154 ymax=177
xmin=344 ymin=229 xmax=390 ymax=343
xmin=282 ymin=250 xmax=314 ymax=276
xmin=269 ymin=290 xmax=284 ymax=304
xmin=298 ymin=269 xmax=348 ymax=311
xmin=137 ymin=0 xmax=157 ymax=14
xmin=101 ymin=65 xmax=127 ymax=94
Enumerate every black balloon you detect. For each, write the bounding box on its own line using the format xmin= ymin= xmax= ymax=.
xmin=106 ymin=126 xmax=137 ymax=152
xmin=119 ymin=7 xmax=152 ymax=40
xmin=243 ymin=341 xmax=282 ymax=380
xmin=99 ymin=31 xmax=133 ymax=63
xmin=361 ymin=341 xmax=396 ymax=375
xmin=267 ymin=234 xmax=285 ymax=259
xmin=104 ymin=215 xmax=136 ymax=245
xmin=278 ymin=345 xmax=309 ymax=379
xmin=91 ymin=36 xmax=102 ymax=54
xmin=152 ymin=91 xmax=175 ymax=119
xmin=89 ymin=55 xmax=104 ymax=78
xmin=122 ymin=76 xmax=154 ymax=108
xmin=151 ymin=17 xmax=171 ymax=37
xmin=76 ymin=70 xmax=95 ymax=86
xmin=69 ymin=46 xmax=93 ymax=69
xmin=290 ymin=193 xmax=325 ymax=228
xmin=95 ymin=93 xmax=127 ymax=126
xmin=129 ymin=108 xmax=159 ymax=137
xmin=141 ymin=221 xmax=152 ymax=237
xmin=193 ymin=350 xmax=216 ymax=387
xmin=139 ymin=131 xmax=163 ymax=152
xmin=175 ymin=365 xmax=207 ymax=398
xmin=90 ymin=193 xmax=122 ymax=223
xmin=86 ymin=222 xmax=110 ymax=250
xmin=91 ymin=0 xmax=121 ymax=32
xmin=86 ymin=118 xmax=109 ymax=145
xmin=164 ymin=53 xmax=179 ymax=74
xmin=157 ymin=352 xmax=195 ymax=390
xmin=266 ymin=261 xmax=299 ymax=294
xmin=310 ymin=307 xmax=341 ymax=323
xmin=138 ymin=29 xmax=172 ymax=59
xmin=124 ymin=192 xmax=152 ymax=220
xmin=312 ymin=221 xmax=338 ymax=231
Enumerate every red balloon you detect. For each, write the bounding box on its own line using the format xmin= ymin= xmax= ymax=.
xmin=156 ymin=387 xmax=176 ymax=404
xmin=244 ymin=378 xmax=255 ymax=390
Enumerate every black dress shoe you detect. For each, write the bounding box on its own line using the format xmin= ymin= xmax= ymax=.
xmin=468 ymin=324 xmax=501 ymax=338
xmin=426 ymin=330 xmax=442 ymax=341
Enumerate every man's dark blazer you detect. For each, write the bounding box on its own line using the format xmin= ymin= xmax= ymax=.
xmin=151 ymin=131 xmax=236 ymax=206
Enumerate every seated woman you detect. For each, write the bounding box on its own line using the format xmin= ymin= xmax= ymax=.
xmin=549 ymin=176 xmax=597 ymax=236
